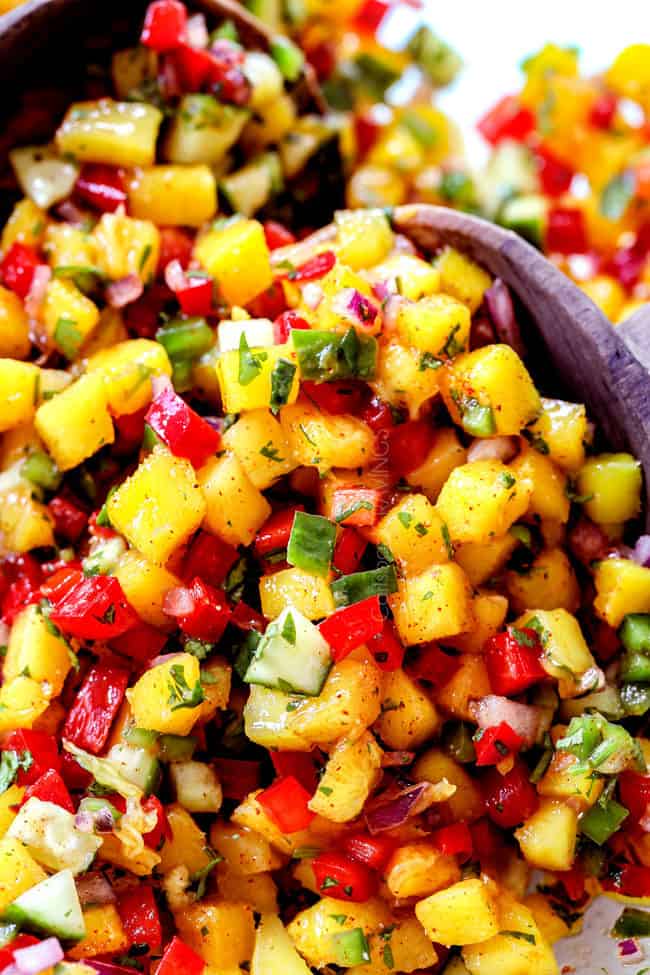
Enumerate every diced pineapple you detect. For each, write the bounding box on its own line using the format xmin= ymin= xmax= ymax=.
xmin=523 ymin=892 xmax=576 ymax=945
xmin=68 ymin=906 xmax=128 ymax=959
xmin=515 ymin=800 xmax=578 ymax=871
xmin=371 ymin=339 xmax=441 ymax=419
xmin=92 ymin=211 xmax=159 ymax=282
xmin=375 ymin=668 xmax=440 ymax=749
xmin=198 ymin=452 xmax=271 ymax=547
xmin=127 ymin=165 xmax=217 ymax=227
xmin=389 ymin=563 xmax=474 ymax=644
xmin=443 ymin=345 xmax=541 ymax=436
xmin=43 ymin=223 xmax=95 ymax=270
xmin=446 ymin=592 xmax=509 ymax=653
xmin=506 ymin=548 xmax=580 ymax=614
xmin=158 ymin=804 xmax=212 ymax=874
xmin=348 ymin=917 xmax=438 ymax=975
xmin=113 ymin=550 xmax=180 ymax=627
xmin=0 ymin=198 xmax=46 ymax=253
xmin=0 ymin=286 xmax=30 ymax=358
xmin=413 ymin=748 xmax=484 ymax=822
xmin=0 ymin=484 xmax=56 ymax=554
xmin=127 ymin=653 xmax=203 ymax=736
xmin=415 ymin=878 xmax=499 ymax=946
xmin=5 ymin=604 xmax=72 ymax=697
xmin=217 ymin=344 xmax=299 ymax=414
xmin=280 ymin=401 xmax=375 ymax=473
xmin=577 ymin=452 xmax=642 ymax=524
xmin=42 ymin=278 xmax=100 ymax=358
xmin=287 ymin=897 xmax=391 ymax=969
xmin=108 ymin=446 xmax=205 ymax=563
xmin=0 ymin=677 xmax=49 ymax=732
xmin=175 ymin=899 xmax=255 ymax=969
xmin=435 ymin=247 xmax=492 ymax=312
xmin=509 ymin=447 xmax=569 ymax=522
xmin=209 ymin=823 xmax=282 ymax=876
xmin=367 ymin=253 xmax=440 ymax=301
xmin=385 ymin=841 xmax=460 ymax=899
xmin=406 ymin=427 xmax=467 ymax=500
xmin=374 ymin=493 xmax=450 ymax=573
xmin=435 ymin=655 xmax=492 ymax=721
xmin=436 ymin=460 xmax=533 ymax=544
xmin=308 ymin=732 xmax=382 ymax=822
xmin=198 ymin=657 xmax=232 ymax=723
xmin=164 ymin=95 xmax=249 ymax=165
xmin=0 ymin=836 xmax=47 ymax=912
xmin=454 ymin=534 xmax=517 ymax=587
xmin=288 ymin=657 xmax=382 ymax=747
xmin=593 ymin=557 xmax=650 ymax=626
xmin=524 ymin=397 xmax=587 ymax=472
xmin=538 ymin=752 xmax=603 ymax=810
xmin=462 ymin=893 xmax=558 ymax=975
xmin=516 ymin=608 xmax=596 ymax=695
xmin=0 ymin=360 xmax=39 ymax=433
xmin=34 ymin=373 xmax=114 ymax=470
xmin=259 ymin=567 xmax=335 ymax=620
xmin=0 ymin=786 xmax=25 ymax=838
xmin=195 ymin=219 xmax=272 ymax=307
xmin=396 ymin=294 xmax=471 ymax=357
xmin=80 ymin=309 xmax=129 ymax=357
xmin=222 ymin=410 xmax=296 ymax=489
xmin=85 ymin=338 xmax=171 ymax=415
xmin=334 ymin=208 xmax=393 ymax=269
xmin=56 ymin=99 xmax=163 ymax=167
xmin=250 ymin=913 xmax=311 ymax=975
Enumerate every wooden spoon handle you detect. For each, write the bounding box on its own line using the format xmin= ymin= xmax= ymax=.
xmin=617 ymin=305 xmax=650 ymax=372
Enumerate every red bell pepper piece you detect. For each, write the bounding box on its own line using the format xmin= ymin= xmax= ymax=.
xmin=75 ymin=164 xmax=127 ymax=213
xmin=305 ymin=36 xmax=336 ymax=81
xmin=254 ymin=505 xmax=304 ymax=560
xmin=330 ymin=487 xmax=383 ymax=526
xmin=170 ymin=41 xmax=250 ymax=104
xmin=354 ymin=109 xmax=385 ymax=158
xmin=546 ymin=206 xmax=588 ymax=255
xmin=619 ymin=770 xmax=650 ymax=823
xmin=387 ymin=419 xmax=435 ymax=476
xmin=175 ymin=275 xmax=214 ymax=316
xmin=117 ymin=885 xmax=162 ymax=951
xmin=141 ymin=0 xmax=187 ymax=51
xmin=360 ymin=396 xmax=395 ymax=435
xmin=342 ymin=832 xmax=397 ymax=871
xmin=0 ymin=935 xmax=41 ymax=971
xmin=366 ymin=620 xmax=404 ymax=671
xmin=272 ymin=310 xmax=310 ymax=344
xmin=431 ymin=822 xmax=473 ymax=859
xmin=477 ymin=95 xmax=536 ymax=145
xmin=142 ymin=795 xmax=171 ymax=850
xmin=212 ymin=757 xmax=261 ymax=800
xmin=2 ymin=730 xmax=60 ymax=785
xmin=602 ymin=862 xmax=650 ymax=898
xmin=0 ymin=242 xmax=42 ymax=299
xmin=22 ymin=768 xmax=73 ymax=812
xmin=469 ymin=817 xmax=504 ymax=862
xmin=352 ymin=0 xmax=389 ymax=33
xmin=62 ymin=663 xmax=130 ymax=754
xmin=125 ymin=282 xmax=174 ymax=339
xmin=263 ymin=221 xmax=296 ymax=250
xmin=157 ymin=936 xmax=205 ymax=975
xmin=302 ymin=380 xmax=366 ymax=416
xmin=157 ymin=228 xmax=194 ymax=274
xmin=49 ymin=572 xmax=139 ymax=640
xmin=60 ymin=750 xmax=92 ymax=790
xmin=270 ymin=751 xmax=319 ymax=793
xmin=40 ymin=565 xmax=82 ymax=603
xmin=231 ymin=600 xmax=266 ymax=633
xmin=110 ymin=621 xmax=167 ymax=665
xmin=319 ymin=596 xmax=384 ymax=662
xmin=482 ymin=761 xmax=539 ymax=829
xmin=484 ymin=627 xmax=546 ymax=696
xmin=589 ymin=91 xmax=618 ymax=129
xmin=536 ymin=146 xmax=574 ymax=197
xmin=164 ymin=577 xmax=231 ymax=642
xmin=284 ymin=250 xmax=336 ymax=282
xmin=113 ymin=409 xmax=147 ymax=456
xmin=311 ymin=851 xmax=377 ymax=902
xmin=332 ymin=527 xmax=367 ymax=576
xmin=406 ymin=642 xmax=460 ymax=688
xmin=474 ymin=722 xmax=523 ymax=767
xmin=145 ymin=385 xmax=221 ymax=469
xmin=182 ymin=531 xmax=238 ymax=587
xmin=1 ymin=570 xmax=42 ymax=625
xmin=556 ymin=864 xmax=585 ymax=902
xmin=47 ymin=496 xmax=88 ymax=543
xmin=257 ymin=775 xmax=315 ymax=833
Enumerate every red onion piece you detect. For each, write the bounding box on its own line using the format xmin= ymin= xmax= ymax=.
xmin=163 ymin=587 xmax=196 ymax=618
xmin=470 ymin=695 xmax=544 ymax=747
xmin=185 ymin=13 xmax=208 ymax=48
xmin=148 ymin=651 xmax=185 ymax=669
xmin=13 ymin=939 xmax=63 ymax=975
xmin=334 ymin=288 xmax=379 ymax=329
xmin=632 ymin=535 xmax=650 ymax=567
xmin=159 ymin=56 xmax=182 ymax=100
xmin=74 ymin=811 xmax=94 ymax=833
xmin=365 ymin=781 xmax=434 ymax=834
xmin=75 ymin=872 xmax=116 ymax=907
xmin=382 ymin=295 xmax=407 ymax=332
xmin=106 ymin=274 xmax=144 ymax=309
xmin=372 ymin=280 xmax=392 ymax=303
xmin=484 ymin=278 xmax=526 ymax=358
xmin=618 ymin=938 xmax=643 ymax=964
xmin=467 ymin=436 xmax=517 ymax=463
xmin=55 ymin=199 xmax=92 ymax=226
xmin=164 ymin=258 xmax=187 ymax=293
xmin=25 ymin=265 xmax=51 ymax=319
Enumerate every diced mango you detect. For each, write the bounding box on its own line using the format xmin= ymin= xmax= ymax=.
xmin=517 ymin=608 xmax=596 ymax=695
xmin=413 ymin=748 xmax=484 ymax=822
xmin=509 ymin=447 xmax=569 ymax=522
xmin=35 ymin=373 xmax=114 ymax=470
xmin=127 ymin=165 xmax=217 ymax=227
xmin=375 ymin=668 xmax=440 ymax=749
xmin=334 ymin=208 xmax=393 ymax=269
xmin=287 ymin=897 xmax=391 ymax=969
xmin=577 ymin=452 xmax=642 ymax=524
xmin=406 ymin=427 xmax=467 ymax=501
xmin=85 ymin=338 xmax=171 ymax=415
xmin=0 ymin=786 xmax=25 ymax=838
xmin=436 ymin=460 xmax=532 ymax=544
xmin=198 ymin=452 xmax=271 ymax=547
xmin=175 ymin=899 xmax=255 ymax=969
xmin=92 ymin=211 xmax=159 ymax=282
xmin=195 ymin=219 xmax=272 ymax=307
xmin=68 ymin=905 xmax=128 ymax=959
xmin=217 ymin=344 xmax=299 ymax=414
xmin=0 ymin=285 xmax=30 ymax=358
xmin=280 ymin=400 xmax=375 ymax=472
xmin=594 ymin=557 xmax=650 ymax=627
xmin=415 ymin=878 xmax=499 ymax=946
xmin=5 ymin=604 xmax=72 ymax=697
xmin=158 ymin=804 xmax=211 ymax=874
xmin=43 ymin=223 xmax=95 ymax=270
xmin=538 ymin=751 xmax=604 ymax=810
xmin=0 ymin=487 xmax=55 ymax=554
xmin=462 ymin=894 xmax=558 ymax=975
xmin=127 ymin=653 xmax=203 ymax=736
xmin=42 ymin=278 xmax=100 ymax=358
xmin=223 ymin=409 xmax=295 ymax=489
xmin=385 ymin=841 xmax=460 ymax=899
xmin=0 ymin=836 xmax=47 ymax=912
xmin=368 ymin=253 xmax=440 ymax=301
xmin=396 ymin=294 xmax=471 ymax=357
xmin=435 ymin=655 xmax=492 ymax=721
xmin=1 ymin=198 xmax=46 ymax=254
xmin=371 ymin=339 xmax=441 ymax=419
xmin=446 ymin=592 xmax=509 ymax=653
xmin=515 ymin=799 xmax=578 ymax=871
xmin=374 ymin=493 xmax=450 ymax=573
xmin=524 ymin=397 xmax=587 ymax=472
xmin=506 ymin=548 xmax=580 ymax=614
xmin=0 ymin=360 xmax=39 ymax=433
xmin=113 ymin=550 xmax=180 ymax=628
xmin=56 ymin=99 xmax=163 ymax=167
xmin=389 ymin=563 xmax=473 ymax=644
xmin=454 ymin=533 xmax=517 ymax=587
xmin=435 ymin=246 xmax=492 ymax=312
xmin=259 ymin=567 xmax=335 ymax=620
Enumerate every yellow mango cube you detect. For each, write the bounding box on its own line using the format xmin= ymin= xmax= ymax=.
xmin=406 ymin=427 xmax=467 ymax=500
xmin=159 ymin=804 xmax=211 ymax=874
xmin=78 ymin=309 xmax=128 ymax=358
xmin=517 ymin=608 xmax=596 ymax=693
xmin=454 ymin=534 xmax=517 ymax=587
xmin=195 ymin=219 xmax=272 ymax=307
xmin=525 ymin=397 xmax=588 ymax=472
xmin=43 ymin=223 xmax=95 ymax=270
xmin=217 ymin=344 xmax=299 ymax=414
xmin=396 ymin=294 xmax=471 ymax=357
xmin=307 ymin=732 xmax=383 ymax=822
xmin=0 ymin=786 xmax=25 ymax=838
xmin=127 ymin=165 xmax=216 ymax=227
xmin=506 ymin=548 xmax=580 ymax=614
xmin=436 ymin=460 xmax=532 ymax=544
xmin=374 ymin=493 xmax=450 ymax=573
xmin=127 ymin=653 xmax=203 ymax=735
xmin=538 ymin=752 xmax=603 ymax=810
xmin=375 ymin=668 xmax=440 ymax=749
xmin=0 ymin=836 xmax=47 ymax=912
xmin=56 ymin=99 xmax=163 ymax=167
xmin=1 ymin=198 xmax=46 ymax=254
xmin=524 ymin=892 xmax=577 ymax=945
xmin=385 ymin=841 xmax=460 ymax=899
xmin=446 ymin=592 xmax=509 ymax=653
xmin=287 ymin=897 xmax=391 ymax=969
xmin=86 ymin=338 xmax=171 ymax=415
xmin=114 ymin=551 xmax=180 ymax=628
xmin=413 ymin=748 xmax=484 ymax=822
xmin=372 ymin=339 xmax=440 ymax=419
xmin=354 ymin=918 xmax=438 ymax=975
xmin=607 ymin=44 xmax=650 ymax=102
xmin=594 ymin=557 xmax=650 ymax=627
xmin=443 ymin=345 xmax=541 ymax=436
xmin=435 ymin=655 xmax=492 ymax=721
xmin=0 ymin=285 xmax=30 ymax=358
xmin=68 ymin=906 xmax=128 ymax=959
xmin=175 ymin=899 xmax=255 ymax=969
xmin=515 ymin=799 xmax=578 ymax=871
xmin=334 ymin=208 xmax=393 ymax=269
xmin=462 ymin=894 xmax=558 ymax=975
xmin=415 ymin=878 xmax=499 ymax=946
xmin=259 ymin=567 xmax=335 ymax=620
xmin=280 ymin=401 xmax=375 ymax=472
xmin=435 ymin=247 xmax=492 ymax=312
xmin=35 ymin=373 xmax=114 ymax=471
xmin=577 ymin=452 xmax=642 ymax=524
xmin=92 ymin=211 xmax=159 ymax=282
xmin=0 ymin=488 xmax=55 ymax=554
xmin=42 ymin=278 xmax=100 ymax=358
xmin=198 ymin=452 xmax=271 ymax=547
xmin=389 ymin=562 xmax=473 ymax=644
xmin=223 ymin=409 xmax=295 ymax=489
xmin=108 ymin=446 xmax=205 ymax=564
xmin=510 ymin=447 xmax=569 ymax=522
xmin=0 ymin=360 xmax=39 ymax=433
xmin=368 ymin=253 xmax=440 ymax=301
xmin=5 ymin=604 xmax=72 ymax=697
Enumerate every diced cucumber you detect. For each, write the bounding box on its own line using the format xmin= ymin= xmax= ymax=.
xmin=270 ymin=36 xmax=304 ymax=82
xmin=3 ymin=870 xmax=85 ymax=941
xmin=7 ymin=798 xmax=101 ymax=875
xmin=106 ymin=744 xmax=161 ymax=795
xmin=500 ymin=194 xmax=548 ymax=248
xmin=220 ymin=153 xmax=283 ymax=218
xmin=164 ymin=95 xmax=249 ymax=165
xmin=480 ymin=141 xmax=538 ymax=219
xmin=158 ymin=734 xmax=198 ymax=763
xmin=81 ymin=535 xmax=126 ymax=576
xmin=244 ymin=606 xmax=331 ymax=696
xmin=122 ymin=725 xmax=159 ymax=750
xmin=169 ymin=761 xmax=222 ymax=813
